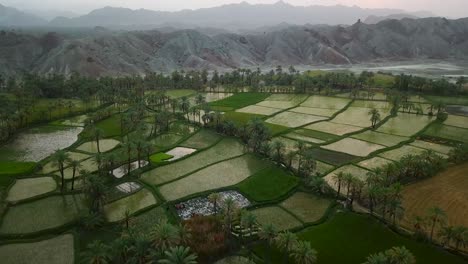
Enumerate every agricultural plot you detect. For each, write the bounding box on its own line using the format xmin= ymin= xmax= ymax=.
xmin=256 ymin=94 xmax=308 ymax=109
xmin=307 ymin=148 xmax=357 ymax=166
xmin=322 ymin=138 xmax=386 ymax=157
xmin=0 ymin=234 xmax=74 ymax=264
xmin=236 ymin=105 xmax=283 ymax=116
xmin=358 ymin=157 xmax=393 ymax=171
xmin=251 ymin=206 xmax=302 ymax=231
xmin=378 ymin=145 xmax=430 ymax=161
xmin=376 ymin=113 xmax=433 ymax=137
xmin=141 ymin=139 xmax=245 ymax=185
xmin=168 ymin=122 xmax=197 ymax=137
xmin=332 ymin=107 xmax=384 ymax=128
xmin=165 ymin=147 xmax=197 ymax=161
xmin=41 ymin=152 xmax=90 ymax=174
xmin=424 ymin=123 xmax=468 ymax=143
xmin=409 ymin=140 xmax=453 ymax=155
xmin=104 ymin=189 xmax=157 ymax=222
xmin=273 ymin=137 xmax=312 ymax=153
xmin=316 ymin=161 xmax=335 ymax=175
xmin=288 ymin=107 xmax=339 ymax=117
xmin=351 ymin=130 xmax=409 ymax=147
xmin=180 ymin=129 xmax=222 ymax=149
xmin=325 ymin=165 xmax=370 ymax=192
xmin=149 ymin=133 xmax=183 ymax=148
xmin=284 ymin=132 xmax=325 ymax=144
xmin=166 ymin=89 xmax=196 ymax=99
xmin=56 ymin=114 xmax=88 ymax=127
xmin=444 ymin=115 xmax=468 ymax=129
xmin=351 ymin=100 xmax=391 ymax=110
xmin=293 ymin=128 xmax=341 ymax=142
xmin=210 ymin=93 xmax=270 ymax=110
xmin=280 ymin=192 xmax=331 ymax=223
xmin=76 ymin=139 xmax=120 ymax=153
xmin=0 ymin=194 xmax=87 ymax=234
xmin=0 ymin=161 xmax=35 ymax=176
xmin=237 ymin=166 xmax=299 ymax=202
xmin=266 ymin=112 xmax=327 ymax=128
xmin=223 ymin=112 xmax=263 ymax=126
xmin=305 ymin=121 xmax=363 ymax=136
xmin=159 ymin=155 xmax=269 ymax=201
xmin=402 ymin=163 xmax=468 ymax=229
xmin=131 ymin=206 xmax=168 ymax=235
xmin=300 ymin=95 xmax=350 ymax=109
xmin=6 ymin=177 xmax=56 ymax=202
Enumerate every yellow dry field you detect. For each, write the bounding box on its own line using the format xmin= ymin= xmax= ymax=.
xmin=402 ymin=163 xmax=468 ymax=228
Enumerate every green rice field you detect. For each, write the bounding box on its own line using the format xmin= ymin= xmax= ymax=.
xmin=266 ymin=112 xmax=327 ymax=128
xmin=322 ymin=138 xmax=386 ymax=157
xmin=6 ymin=177 xmax=56 ymax=202
xmin=280 ymin=192 xmax=331 ymax=223
xmin=377 ymin=113 xmax=434 ymax=136
xmin=104 ymin=189 xmax=157 ymax=222
xmin=251 ymin=206 xmax=302 ymax=231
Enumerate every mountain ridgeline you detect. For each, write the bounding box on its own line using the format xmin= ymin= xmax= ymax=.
xmin=1 ymin=17 xmax=468 ymax=77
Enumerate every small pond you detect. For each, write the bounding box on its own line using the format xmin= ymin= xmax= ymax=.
xmin=0 ymin=125 xmax=83 ymax=162
xmin=175 ymin=190 xmax=250 ymax=220
xmin=111 ymin=160 xmax=149 ymax=178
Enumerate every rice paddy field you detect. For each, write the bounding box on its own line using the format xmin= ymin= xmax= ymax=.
xmin=1 ymin=90 xmax=466 ymax=263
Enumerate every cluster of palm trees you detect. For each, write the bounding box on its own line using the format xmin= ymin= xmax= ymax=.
xmin=364 ymin=246 xmax=415 ymax=264
xmin=412 ymin=207 xmax=467 ymax=251
xmin=82 ymin=221 xmax=197 ymax=264
xmin=333 ymin=150 xmax=447 ymax=223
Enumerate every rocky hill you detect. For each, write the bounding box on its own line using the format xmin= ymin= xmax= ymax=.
xmin=1 ymin=17 xmax=467 ymax=76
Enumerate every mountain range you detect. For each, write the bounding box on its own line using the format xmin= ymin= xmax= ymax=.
xmin=1 ymin=1 xmax=434 ymax=30
xmin=1 ymin=16 xmax=467 ymax=77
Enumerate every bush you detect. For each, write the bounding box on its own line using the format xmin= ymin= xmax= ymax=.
xmin=436 ymin=112 xmax=448 ymax=122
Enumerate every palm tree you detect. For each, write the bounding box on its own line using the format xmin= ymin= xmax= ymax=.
xmin=275 ymin=232 xmax=298 ymax=264
xmin=68 ymin=159 xmax=81 ymax=190
xmin=208 ymin=193 xmax=221 ymax=215
xmin=385 ymin=246 xmax=415 ymax=264
xmin=438 ymin=226 xmax=455 ymax=247
xmin=151 ymin=221 xmax=180 ymax=252
xmin=295 ymin=141 xmax=306 ymax=171
xmin=179 ymin=96 xmax=191 ymax=121
xmin=52 ymin=149 xmax=70 ymax=192
xmin=271 ymin=140 xmax=285 ymax=162
xmin=364 ymin=252 xmax=388 ymax=264
xmin=223 ymin=197 xmax=238 ymax=235
xmin=83 ymin=174 xmax=107 ymax=213
xmin=452 ymin=226 xmax=467 ymax=250
xmin=128 ymin=236 xmax=152 ymax=264
xmin=122 ymin=140 xmax=135 ymax=175
xmin=81 ymin=240 xmax=111 ymax=264
xmin=332 ymin=172 xmax=345 ymax=198
xmin=290 ymin=241 xmax=317 ymax=264
xmin=368 ymin=108 xmax=381 ymax=128
xmin=158 ymin=246 xmax=197 ymax=264
xmin=427 ymin=206 xmax=447 ymax=242
xmin=258 ymin=224 xmax=278 ymax=264
xmin=90 ymin=125 xmax=104 ymax=153
xmin=240 ymin=210 xmax=257 ymax=243
xmin=343 ymin=173 xmax=355 ymax=199
xmin=195 ymin=93 xmax=206 ymax=106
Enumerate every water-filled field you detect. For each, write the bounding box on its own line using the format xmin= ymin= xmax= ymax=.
xmin=252 ymin=206 xmax=302 ymax=230
xmin=280 ymin=192 xmax=331 ymax=223
xmin=6 ymin=177 xmax=56 ymax=202
xmin=300 ymin=95 xmax=350 ymax=109
xmin=351 ymin=130 xmax=409 ymax=147
xmin=266 ymin=111 xmax=327 ymax=127
xmin=104 ymin=189 xmax=157 ymax=222
xmin=305 ymin=121 xmax=363 ymax=135
xmin=322 ymin=138 xmax=386 ymax=157
xmin=159 ymin=155 xmax=269 ymax=201
xmin=0 ymin=126 xmax=83 ymax=162
xmin=377 ymin=113 xmax=434 ymax=136
xmin=236 ymin=105 xmax=283 ymax=116
xmin=141 ymin=138 xmax=245 ymax=185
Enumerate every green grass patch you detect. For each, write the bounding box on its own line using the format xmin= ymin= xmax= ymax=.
xmin=0 ymin=194 xmax=87 ymax=234
xmin=251 ymin=206 xmax=302 ymax=231
xmin=0 ymin=161 xmax=36 ymax=176
xmin=237 ymin=166 xmax=299 ymax=202
xmin=294 ymin=129 xmax=341 ymax=142
xmin=0 ymin=234 xmax=75 ymax=264
xmin=159 ymin=154 xmax=269 ymax=201
xmin=425 ymin=95 xmax=468 ymax=106
xmin=223 ymin=112 xmax=264 ymax=126
xmin=280 ymin=192 xmax=331 ymax=223
xmin=423 ymin=123 xmax=468 ymax=143
xmin=307 ymin=148 xmax=358 ymax=166
xmin=210 ymin=93 xmax=270 ymax=109
xmin=130 ymin=206 xmax=168 ymax=235
xmin=372 ymin=73 xmax=395 ymax=88
xmin=149 ymin=153 xmax=174 ymax=164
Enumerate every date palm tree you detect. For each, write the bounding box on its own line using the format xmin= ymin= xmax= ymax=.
xmin=82 ymin=240 xmax=111 ymax=264
xmin=208 ymin=193 xmax=221 ymax=215
xmin=368 ymin=108 xmax=381 ymax=128
xmin=258 ymin=224 xmax=278 ymax=264
xmin=158 ymin=246 xmax=197 ymax=264
xmin=223 ymin=197 xmax=238 ymax=235
xmin=428 ymin=206 xmax=447 ymax=242
xmin=290 ymin=241 xmax=317 ymax=264
xmin=271 ymin=140 xmax=285 ymax=162
xmin=240 ymin=210 xmax=257 ymax=243
xmin=385 ymin=246 xmax=415 ymax=264
xmin=90 ymin=125 xmax=104 ymax=153
xmin=452 ymin=226 xmax=467 ymax=250
xmin=179 ymin=96 xmax=191 ymax=121
xmin=151 ymin=221 xmax=180 ymax=252
xmin=275 ymin=232 xmax=298 ymax=264
xmin=68 ymin=159 xmax=82 ymax=190
xmin=52 ymin=149 xmax=70 ymax=193
xmin=438 ymin=226 xmax=455 ymax=247
xmin=332 ymin=172 xmax=345 ymax=198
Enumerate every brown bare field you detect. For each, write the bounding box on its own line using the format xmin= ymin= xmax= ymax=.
xmin=402 ymin=163 xmax=468 ymax=228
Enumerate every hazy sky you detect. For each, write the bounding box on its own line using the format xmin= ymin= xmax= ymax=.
xmin=3 ymin=0 xmax=468 ymax=18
